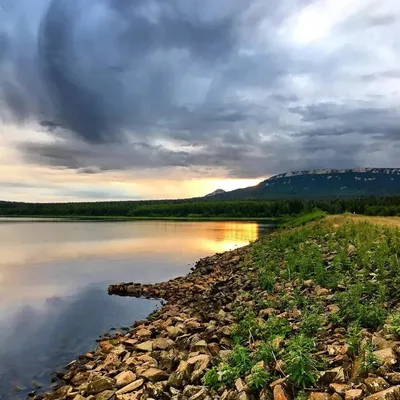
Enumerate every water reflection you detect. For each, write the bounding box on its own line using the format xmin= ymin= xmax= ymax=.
xmin=0 ymin=220 xmax=272 ymax=399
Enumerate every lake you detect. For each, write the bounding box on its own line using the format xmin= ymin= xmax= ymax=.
xmin=0 ymin=219 xmax=273 ymax=399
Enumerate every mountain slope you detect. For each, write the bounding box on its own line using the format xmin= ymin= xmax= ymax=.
xmin=211 ymin=168 xmax=400 ymax=200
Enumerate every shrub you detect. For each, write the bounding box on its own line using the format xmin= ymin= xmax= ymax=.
xmin=248 ymin=364 xmax=271 ymax=390
xmin=283 ymin=335 xmax=320 ymax=388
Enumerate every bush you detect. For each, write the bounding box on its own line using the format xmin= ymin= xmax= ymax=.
xmin=283 ymin=335 xmax=321 ymax=388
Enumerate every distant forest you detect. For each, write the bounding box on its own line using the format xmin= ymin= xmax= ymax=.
xmin=2 ymin=197 xmax=400 ymax=218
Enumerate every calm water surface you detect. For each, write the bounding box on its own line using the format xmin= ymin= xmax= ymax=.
xmin=0 ymin=219 xmax=273 ymax=399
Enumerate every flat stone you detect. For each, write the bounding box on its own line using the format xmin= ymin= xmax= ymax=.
xmin=273 ymin=385 xmax=290 ymax=400
xmin=168 ymin=361 xmax=191 ymax=388
xmin=100 ymin=341 xmax=115 ymax=353
xmin=319 ymin=367 xmax=345 ymax=384
xmin=153 ymin=338 xmax=173 ymax=350
xmin=208 ymin=342 xmax=221 ymax=356
xmin=235 ymin=378 xmax=246 ymax=393
xmin=345 ymin=389 xmax=364 ymax=400
xmin=191 ymin=340 xmax=209 ymax=354
xmin=365 ymin=377 xmax=390 ymax=394
xmin=140 ymin=368 xmax=168 ymax=382
xmin=136 ymin=328 xmax=151 ymax=338
xmin=135 ymin=341 xmax=153 ymax=352
xmin=86 ymin=378 xmax=115 ymax=395
xmin=330 ymin=384 xmax=352 ymax=395
xmin=115 ymin=371 xmax=136 ymax=388
xmin=385 ymin=373 xmax=400 ymax=385
xmin=166 ymin=326 xmax=184 ymax=339
xmin=373 ymin=348 xmax=397 ymax=366
xmin=310 ymin=393 xmax=329 ymax=400
xmin=116 ymin=379 xmax=144 ymax=395
xmin=95 ymin=390 xmax=115 ymax=400
xmin=364 ymin=385 xmax=400 ymax=400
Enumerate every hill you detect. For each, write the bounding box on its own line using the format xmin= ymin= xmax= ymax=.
xmin=210 ymin=168 xmax=400 ymax=200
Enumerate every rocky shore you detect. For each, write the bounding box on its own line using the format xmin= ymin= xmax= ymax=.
xmin=41 ymin=218 xmax=400 ymax=400
xmin=43 ymin=247 xmax=254 ymax=400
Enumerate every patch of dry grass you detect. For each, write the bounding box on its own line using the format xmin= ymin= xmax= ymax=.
xmin=326 ymin=214 xmax=400 ymax=228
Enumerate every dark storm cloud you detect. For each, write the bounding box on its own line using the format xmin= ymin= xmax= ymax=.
xmin=1 ymin=0 xmax=400 ymax=178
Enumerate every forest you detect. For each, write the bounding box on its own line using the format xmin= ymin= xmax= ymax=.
xmin=2 ymin=196 xmax=400 ymax=218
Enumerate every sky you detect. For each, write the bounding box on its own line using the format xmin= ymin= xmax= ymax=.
xmin=0 ymin=0 xmax=400 ymax=202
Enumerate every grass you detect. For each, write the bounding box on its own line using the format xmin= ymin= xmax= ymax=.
xmin=281 ymin=209 xmax=327 ymax=228
xmin=205 ymin=215 xmax=400 ymax=396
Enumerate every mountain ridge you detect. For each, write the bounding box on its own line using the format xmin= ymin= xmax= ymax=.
xmin=209 ymin=168 xmax=400 ymax=200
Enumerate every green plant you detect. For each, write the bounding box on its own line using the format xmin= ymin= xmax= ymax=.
xmin=248 ymin=364 xmax=271 ymax=390
xmin=265 ymin=316 xmax=292 ymax=338
xmin=388 ymin=312 xmax=400 ymax=338
xmin=347 ymin=322 xmax=362 ymax=357
xmin=203 ymin=367 xmax=220 ymax=389
xmin=259 ymin=270 xmax=275 ymax=292
xmin=230 ymin=345 xmax=253 ymax=375
xmin=361 ymin=341 xmax=380 ymax=372
xmin=256 ymin=342 xmax=276 ymax=364
xmin=300 ymin=308 xmax=325 ymax=337
xmin=218 ymin=363 xmax=240 ymax=387
xmin=283 ymin=335 xmax=320 ymax=388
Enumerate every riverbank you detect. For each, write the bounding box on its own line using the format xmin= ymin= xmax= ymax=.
xmin=42 ymin=215 xmax=400 ymax=400
xmin=0 ymin=215 xmax=283 ymax=223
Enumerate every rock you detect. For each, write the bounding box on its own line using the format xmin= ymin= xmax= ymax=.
xmin=364 ymin=385 xmax=400 ymax=400
xmin=100 ymin=341 xmax=115 ymax=353
xmin=331 ymin=394 xmax=343 ymax=400
xmin=86 ymin=378 xmax=115 ymax=395
xmin=345 ymin=389 xmax=363 ymax=400
xmin=208 ymin=342 xmax=221 ymax=356
xmin=260 ymin=387 xmax=272 ymax=400
xmin=73 ymin=395 xmax=87 ymax=400
xmin=183 ymin=386 xmax=206 ymax=398
xmin=373 ymin=348 xmax=397 ymax=366
xmin=327 ymin=305 xmax=340 ymax=314
xmin=310 ymin=393 xmax=330 ymax=400
xmin=351 ymin=355 xmax=367 ymax=382
xmin=111 ymin=345 xmax=127 ymax=357
xmin=235 ymin=378 xmax=246 ymax=393
xmin=191 ymin=340 xmax=209 ymax=354
xmin=140 ymin=368 xmax=168 ymax=382
xmin=238 ymin=392 xmax=251 ymax=400
xmin=365 ymin=378 xmax=390 ymax=394
xmin=115 ymin=371 xmax=136 ymax=388
xmin=115 ymin=379 xmax=144 ymax=395
xmin=166 ymin=326 xmax=185 ymax=339
xmin=72 ymin=372 xmax=90 ymax=386
xmin=385 ymin=373 xmax=400 ymax=385
xmin=319 ymin=367 xmax=345 ymax=384
xmin=136 ymin=328 xmax=151 ymax=338
xmin=188 ymin=387 xmax=209 ymax=400
xmin=330 ymin=384 xmax=352 ymax=395
xmin=273 ymin=385 xmax=290 ymax=400
xmin=372 ymin=336 xmax=395 ymax=350
xmin=153 ymin=338 xmax=173 ymax=350
xmin=95 ymin=391 xmax=115 ymax=400
xmin=168 ymin=361 xmax=191 ymax=388
xmin=188 ymin=355 xmax=211 ymax=382
xmin=135 ymin=341 xmax=154 ymax=352
xmin=316 ymin=287 xmax=330 ymax=296
xmin=347 ymin=244 xmax=356 ymax=255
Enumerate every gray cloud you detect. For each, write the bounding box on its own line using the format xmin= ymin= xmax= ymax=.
xmin=1 ymin=0 xmax=400 ymax=179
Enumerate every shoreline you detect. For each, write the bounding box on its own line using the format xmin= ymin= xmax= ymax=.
xmin=43 ymin=245 xmax=251 ymax=400
xmin=0 ymin=215 xmax=284 ymax=223
xmin=40 ymin=216 xmax=400 ymax=400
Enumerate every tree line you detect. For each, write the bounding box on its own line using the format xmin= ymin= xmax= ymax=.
xmin=2 ymin=197 xmax=400 ymax=218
